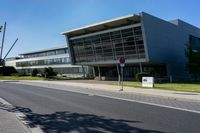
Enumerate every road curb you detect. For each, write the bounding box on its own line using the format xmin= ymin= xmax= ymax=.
xmin=2 ymin=80 xmax=200 ymax=102
xmin=4 ymin=80 xmax=200 ymax=113
xmin=19 ymin=80 xmax=200 ymax=103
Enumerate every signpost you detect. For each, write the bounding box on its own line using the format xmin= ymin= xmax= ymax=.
xmin=119 ymin=57 xmax=125 ymax=91
xmin=142 ymin=77 xmax=154 ymax=88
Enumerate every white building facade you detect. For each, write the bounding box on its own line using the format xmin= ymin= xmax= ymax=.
xmin=6 ymin=46 xmax=87 ymax=76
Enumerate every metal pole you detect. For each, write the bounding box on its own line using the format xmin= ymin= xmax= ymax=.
xmin=109 ymin=32 xmax=121 ymax=85
xmin=119 ymin=66 xmax=124 ymax=91
xmin=98 ymin=66 xmax=101 ymax=80
xmin=139 ymin=62 xmax=143 ymax=73
xmin=82 ymin=65 xmax=85 ymax=79
xmin=0 ymin=26 xmax=3 ymax=32
xmin=3 ymin=38 xmax=18 ymax=60
xmin=92 ymin=66 xmax=96 ymax=78
xmin=116 ymin=63 xmax=121 ymax=85
xmin=0 ymin=22 xmax=6 ymax=59
xmin=120 ymin=66 xmax=124 ymax=91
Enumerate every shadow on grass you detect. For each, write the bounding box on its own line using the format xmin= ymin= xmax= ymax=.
xmin=0 ymin=102 xmax=166 ymax=133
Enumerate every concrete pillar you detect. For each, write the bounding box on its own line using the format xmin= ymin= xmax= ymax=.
xmin=139 ymin=62 xmax=143 ymax=73
xmin=167 ymin=64 xmax=172 ymax=82
xmin=82 ymin=65 xmax=85 ymax=79
xmin=116 ymin=64 xmax=121 ymax=84
xmin=92 ymin=67 xmax=96 ymax=78
xmin=98 ymin=66 xmax=101 ymax=80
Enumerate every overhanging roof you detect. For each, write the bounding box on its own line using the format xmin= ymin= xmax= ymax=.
xmin=20 ymin=45 xmax=68 ymax=55
xmin=61 ymin=14 xmax=141 ymax=37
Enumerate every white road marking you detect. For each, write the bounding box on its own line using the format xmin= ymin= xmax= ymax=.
xmin=3 ymin=81 xmax=200 ymax=114
xmin=61 ymin=88 xmax=200 ymax=114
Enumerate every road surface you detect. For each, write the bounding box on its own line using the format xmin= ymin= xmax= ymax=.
xmin=0 ymin=82 xmax=199 ymax=133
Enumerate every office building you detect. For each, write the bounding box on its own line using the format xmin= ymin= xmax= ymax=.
xmin=62 ymin=12 xmax=200 ymax=81
xmin=6 ymin=46 xmax=87 ymax=76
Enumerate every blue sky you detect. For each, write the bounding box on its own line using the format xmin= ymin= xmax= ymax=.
xmin=0 ymin=0 xmax=199 ymax=57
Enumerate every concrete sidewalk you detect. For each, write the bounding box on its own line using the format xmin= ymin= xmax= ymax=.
xmin=0 ymin=98 xmax=30 ymax=133
xmin=10 ymin=80 xmax=200 ymax=102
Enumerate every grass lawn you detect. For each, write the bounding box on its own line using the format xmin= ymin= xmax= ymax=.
xmin=0 ymin=76 xmax=45 ymax=80
xmin=114 ymin=82 xmax=200 ymax=93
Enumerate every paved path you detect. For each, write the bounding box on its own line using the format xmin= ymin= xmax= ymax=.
xmin=0 ymin=98 xmax=30 ymax=133
xmin=0 ymin=81 xmax=200 ymax=133
xmin=6 ymin=80 xmax=200 ymax=113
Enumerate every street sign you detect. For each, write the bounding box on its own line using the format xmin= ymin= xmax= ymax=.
xmin=142 ymin=77 xmax=154 ymax=88
xmin=119 ymin=57 xmax=125 ymax=67
xmin=120 ymin=64 xmax=125 ymax=67
xmin=119 ymin=57 xmax=125 ymax=64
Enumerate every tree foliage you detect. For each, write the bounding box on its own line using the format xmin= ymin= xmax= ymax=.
xmin=31 ymin=69 xmax=39 ymax=77
xmin=0 ymin=66 xmax=17 ymax=76
xmin=135 ymin=72 xmax=151 ymax=82
xmin=43 ymin=67 xmax=57 ymax=78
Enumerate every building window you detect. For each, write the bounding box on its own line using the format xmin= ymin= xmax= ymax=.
xmin=56 ymin=49 xmax=66 ymax=55
xmin=71 ymin=26 xmax=145 ymax=63
xmin=16 ymin=57 xmax=70 ymax=67
xmin=190 ymin=35 xmax=200 ymax=51
xmin=46 ymin=51 xmax=56 ymax=56
xmin=23 ymin=48 xmax=68 ymax=58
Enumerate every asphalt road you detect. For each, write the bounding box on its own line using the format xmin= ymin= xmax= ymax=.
xmin=0 ymin=82 xmax=199 ymax=133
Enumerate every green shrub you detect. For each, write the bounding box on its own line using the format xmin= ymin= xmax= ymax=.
xmin=135 ymin=72 xmax=151 ymax=82
xmin=62 ymin=75 xmax=67 ymax=77
xmin=86 ymin=73 xmax=94 ymax=79
xmin=0 ymin=66 xmax=18 ymax=76
xmin=31 ymin=69 xmax=39 ymax=77
xmin=43 ymin=67 xmax=57 ymax=78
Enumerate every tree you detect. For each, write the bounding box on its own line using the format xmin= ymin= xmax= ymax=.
xmin=43 ymin=67 xmax=57 ymax=78
xmin=185 ymin=43 xmax=200 ymax=80
xmin=31 ymin=69 xmax=39 ymax=77
xmin=135 ymin=72 xmax=151 ymax=82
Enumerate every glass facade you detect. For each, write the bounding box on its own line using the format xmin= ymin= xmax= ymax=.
xmin=54 ymin=67 xmax=83 ymax=73
xmin=20 ymin=67 xmax=84 ymax=75
xmin=190 ymin=35 xmax=200 ymax=51
xmin=23 ymin=48 xmax=68 ymax=58
xmin=94 ymin=65 xmax=167 ymax=78
xmin=16 ymin=57 xmax=70 ymax=67
xmin=70 ymin=26 xmax=145 ymax=63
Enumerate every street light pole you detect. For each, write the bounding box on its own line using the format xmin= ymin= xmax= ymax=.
xmin=0 ymin=22 xmax=6 ymax=60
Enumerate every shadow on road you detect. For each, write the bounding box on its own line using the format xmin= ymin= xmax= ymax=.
xmin=2 ymin=80 xmax=20 ymax=83
xmin=0 ymin=102 xmax=166 ymax=133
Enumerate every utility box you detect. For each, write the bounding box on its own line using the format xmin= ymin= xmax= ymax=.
xmin=142 ymin=77 xmax=154 ymax=88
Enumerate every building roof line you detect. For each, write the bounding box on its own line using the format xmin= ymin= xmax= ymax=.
xmin=61 ymin=14 xmax=136 ymax=35
xmin=20 ymin=45 xmax=68 ymax=55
